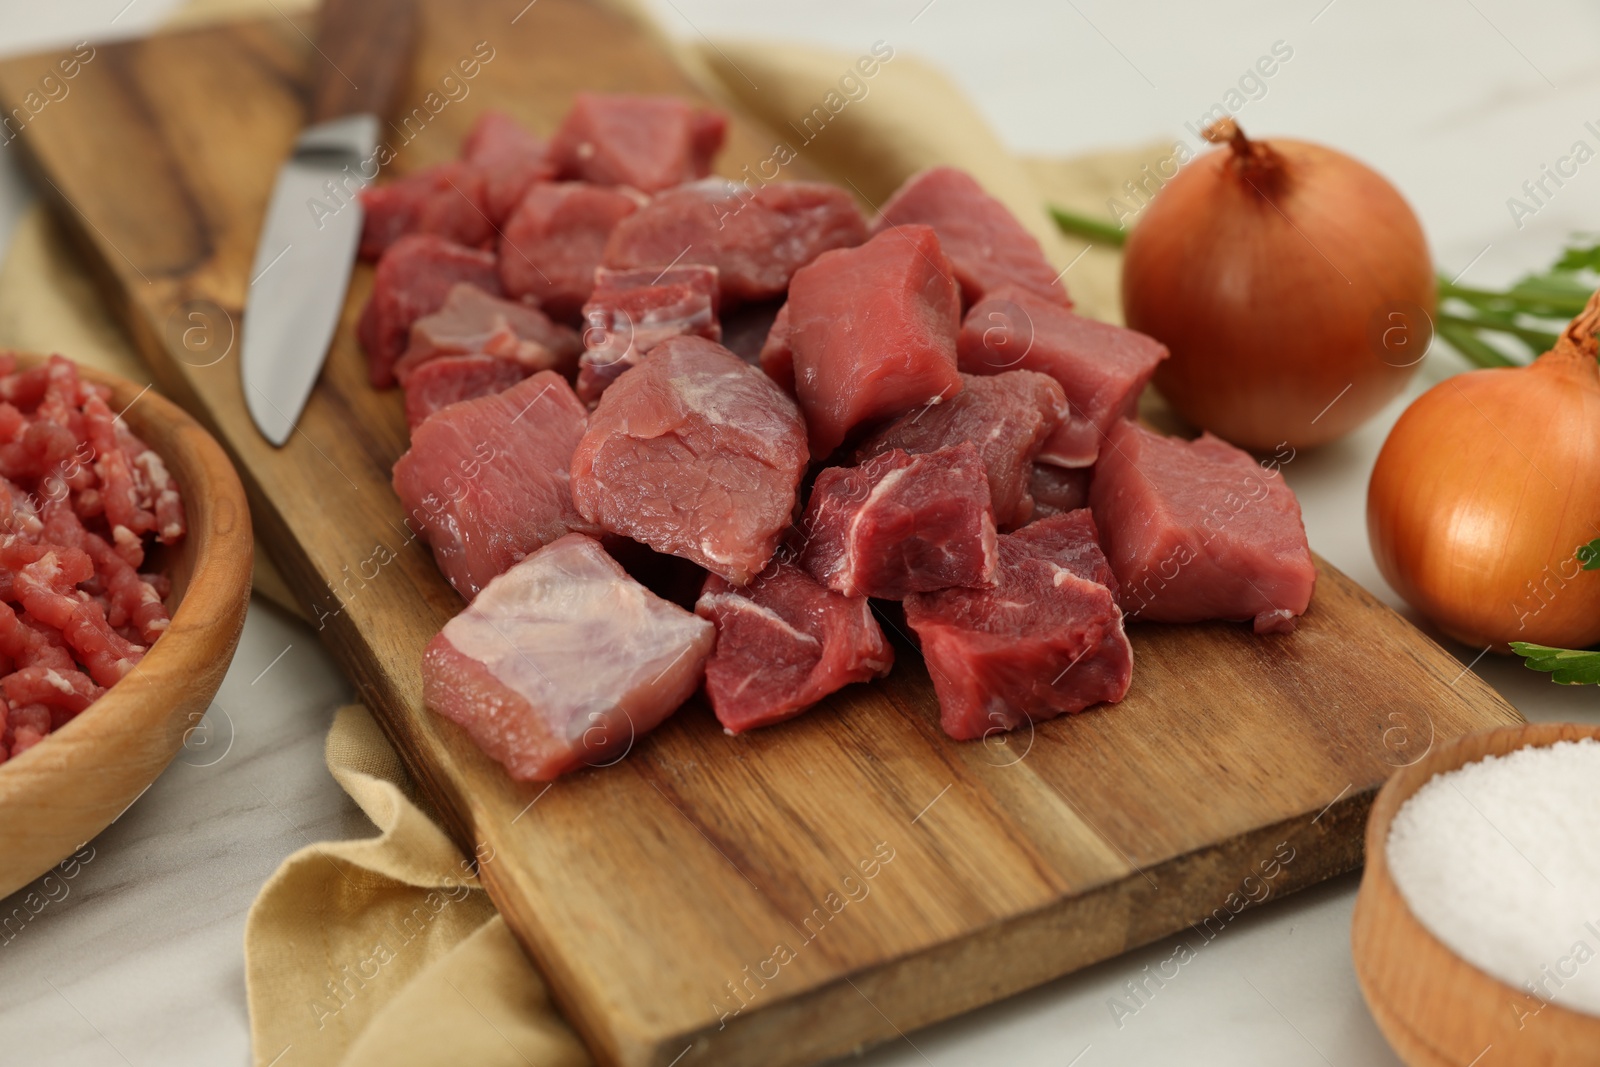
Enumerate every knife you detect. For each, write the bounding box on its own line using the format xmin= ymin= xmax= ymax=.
xmin=243 ymin=0 xmax=417 ymax=446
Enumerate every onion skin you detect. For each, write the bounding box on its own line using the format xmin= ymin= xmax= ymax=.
xmin=1367 ymin=294 xmax=1600 ymax=650
xmin=1122 ymin=124 xmax=1434 ymax=451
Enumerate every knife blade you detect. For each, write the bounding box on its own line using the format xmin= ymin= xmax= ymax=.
xmin=242 ymin=0 xmax=416 ymax=446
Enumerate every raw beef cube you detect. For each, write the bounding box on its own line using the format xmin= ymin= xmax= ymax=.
xmin=905 ymin=510 xmax=1132 ymax=740
xmin=499 ymin=182 xmax=646 ymax=321
xmin=403 ymin=354 xmax=529 ymax=429
xmin=757 ymin=301 xmax=794 ymax=392
xmin=695 ymin=560 xmax=893 ymax=733
xmin=577 ymin=266 xmax=721 ymax=406
xmin=856 ymin=371 xmax=1069 ymax=531
xmin=959 ymin=286 xmax=1168 ymax=467
xmin=720 ymin=299 xmax=784 ymax=366
xmin=549 ymin=93 xmax=726 ymax=193
xmin=395 ymin=283 xmax=581 ymax=385
xmin=603 ymin=179 xmax=867 ymax=305
xmin=357 ymin=235 xmax=502 ymax=388
xmin=423 ymin=533 xmax=714 ymax=781
xmin=570 ymin=336 xmax=808 ymax=584
xmin=1088 ymin=420 xmax=1315 ymax=634
xmin=392 ymin=371 xmax=599 ymax=599
xmin=799 ymin=442 xmax=997 ymax=599
xmin=874 ymin=166 xmax=1069 ymax=308
xmin=785 ymin=225 xmax=963 ymax=458
xmin=359 ymin=162 xmax=494 ymax=261
xmin=462 ymin=109 xmax=557 ymax=224
xmin=1028 ymin=464 xmax=1090 ymax=519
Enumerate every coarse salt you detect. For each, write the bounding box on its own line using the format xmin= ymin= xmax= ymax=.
xmin=1387 ymin=738 xmax=1600 ymax=1016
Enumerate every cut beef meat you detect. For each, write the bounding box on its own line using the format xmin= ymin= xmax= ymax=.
xmin=570 ymin=336 xmax=808 ymax=584
xmin=357 ymin=235 xmax=502 ymax=388
xmin=757 ymin=301 xmax=794 ymax=392
xmin=905 ymin=510 xmax=1132 ymax=740
xmin=720 ymin=299 xmax=783 ymax=366
xmin=576 ymin=266 xmax=721 ymax=406
xmin=602 ymin=179 xmax=867 ymax=305
xmin=394 ymin=282 xmax=580 ymax=385
xmin=785 ymin=225 xmax=963 ymax=458
xmin=856 ymin=371 xmax=1069 ymax=531
xmin=799 ymin=442 xmax=997 ymax=599
xmin=695 ymin=560 xmax=892 ymax=734
xmin=1088 ymin=419 xmax=1315 ymax=634
xmin=423 ymin=533 xmax=714 ymax=781
xmin=958 ymin=286 xmax=1167 ymax=467
xmin=499 ymin=182 xmax=646 ymax=321
xmin=402 ymin=354 xmax=529 ymax=429
xmin=358 ymin=162 xmax=494 ymax=261
xmin=392 ymin=371 xmax=599 ymax=599
xmin=1028 ymin=463 xmax=1090 ymax=519
xmin=462 ymin=109 xmax=557 ymax=225
xmin=874 ymin=167 xmax=1069 ymax=308
xmin=549 ymin=93 xmax=726 ymax=193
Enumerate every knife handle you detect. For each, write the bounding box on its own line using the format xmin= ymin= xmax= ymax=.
xmin=306 ymin=0 xmax=418 ymax=125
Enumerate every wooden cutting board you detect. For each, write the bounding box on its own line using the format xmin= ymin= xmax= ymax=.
xmin=0 ymin=4 xmax=1523 ymax=1064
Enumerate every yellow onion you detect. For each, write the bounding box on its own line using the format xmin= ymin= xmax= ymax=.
xmin=1368 ymin=289 xmax=1600 ymax=649
xmin=1122 ymin=119 xmax=1434 ymax=450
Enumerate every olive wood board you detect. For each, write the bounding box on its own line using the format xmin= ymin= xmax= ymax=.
xmin=0 ymin=4 xmax=1524 ymax=1065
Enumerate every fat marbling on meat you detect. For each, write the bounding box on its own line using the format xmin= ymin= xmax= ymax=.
xmin=423 ymin=533 xmax=714 ymax=780
xmin=394 ymin=282 xmax=580 ymax=385
xmin=799 ymin=442 xmax=998 ymax=600
xmin=576 ymin=265 xmax=721 ymax=406
xmin=694 ymin=559 xmax=892 ymax=734
xmin=603 ymin=179 xmax=867 ymax=306
xmin=569 ymin=335 xmax=808 ymax=585
xmin=905 ymin=510 xmax=1132 ymax=740
xmin=855 ymin=371 xmax=1069 ymax=531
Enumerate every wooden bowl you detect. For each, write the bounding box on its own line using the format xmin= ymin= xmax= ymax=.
xmin=0 ymin=355 xmax=253 ymax=899
xmin=1352 ymin=721 xmax=1600 ymax=1067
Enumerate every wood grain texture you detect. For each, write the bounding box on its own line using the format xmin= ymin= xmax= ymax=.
xmin=307 ymin=0 xmax=418 ymax=125
xmin=0 ymin=354 xmax=253 ymax=900
xmin=0 ymin=4 xmax=1524 ymax=1064
xmin=1353 ymin=722 xmax=1600 ymax=1067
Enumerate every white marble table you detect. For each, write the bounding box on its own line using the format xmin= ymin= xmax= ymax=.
xmin=1 ymin=1 xmax=1597 ymax=1064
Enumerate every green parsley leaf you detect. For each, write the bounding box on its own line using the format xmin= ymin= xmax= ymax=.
xmin=1510 ymin=641 xmax=1600 ymax=685
xmin=1551 ymin=239 xmax=1600 ymax=275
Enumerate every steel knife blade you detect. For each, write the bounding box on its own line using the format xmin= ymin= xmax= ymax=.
xmin=240 ymin=0 xmax=415 ymax=446
xmin=242 ymin=114 xmax=377 ymax=446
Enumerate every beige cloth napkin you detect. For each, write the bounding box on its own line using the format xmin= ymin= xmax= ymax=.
xmin=0 ymin=3 xmax=1169 ymax=1063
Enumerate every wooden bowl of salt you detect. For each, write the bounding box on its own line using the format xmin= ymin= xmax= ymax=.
xmin=1353 ymin=721 xmax=1600 ymax=1067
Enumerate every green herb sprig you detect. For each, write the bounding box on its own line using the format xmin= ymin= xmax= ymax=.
xmin=1509 ymin=643 xmax=1600 ymax=685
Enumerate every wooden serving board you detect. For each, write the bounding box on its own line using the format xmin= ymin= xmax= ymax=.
xmin=0 ymin=5 xmax=1523 ymax=1064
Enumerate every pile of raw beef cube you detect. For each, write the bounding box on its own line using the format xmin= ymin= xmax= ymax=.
xmin=355 ymin=92 xmax=1317 ymax=782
